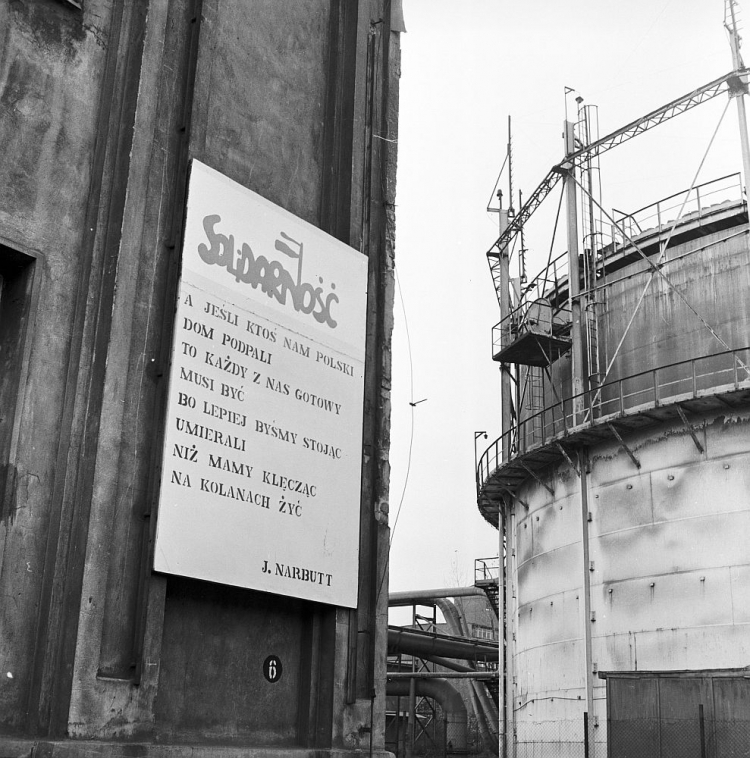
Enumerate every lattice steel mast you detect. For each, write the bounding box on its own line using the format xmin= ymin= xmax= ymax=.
xmin=486 ymin=67 xmax=750 ymax=307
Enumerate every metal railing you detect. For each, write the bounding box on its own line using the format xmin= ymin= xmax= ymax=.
xmin=492 ymin=251 xmax=572 ymax=354
xmin=474 ymin=557 xmax=499 ymax=585
xmin=477 ymin=347 xmax=750 ymax=492
xmin=611 ymin=173 xmax=744 ymax=249
xmin=493 ymin=175 xmax=745 ymax=362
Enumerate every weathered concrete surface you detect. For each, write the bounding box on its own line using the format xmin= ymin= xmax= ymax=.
xmin=0 ymin=0 xmax=112 ymax=734
xmin=191 ymin=0 xmax=330 ymax=226
xmin=0 ymin=0 xmax=400 ymax=753
xmin=0 ymin=739 xmax=396 ymax=758
xmin=151 ymin=0 xmax=341 ymax=745
xmin=155 ymin=581 xmax=306 ymax=744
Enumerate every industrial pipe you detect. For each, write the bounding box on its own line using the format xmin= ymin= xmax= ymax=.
xmin=388 ymin=586 xmax=486 ymax=606
xmin=422 ymin=654 xmax=474 ymax=672
xmin=435 ymin=597 xmax=466 ymax=638
xmin=388 ymin=595 xmax=499 ymax=753
xmin=386 ymin=677 xmax=467 ymax=753
xmin=434 ymin=598 xmax=500 ymax=751
xmin=387 ymin=626 xmax=498 ymax=662
xmin=388 ymin=671 xmax=496 ymax=680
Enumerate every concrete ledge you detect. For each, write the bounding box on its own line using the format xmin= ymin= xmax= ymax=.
xmin=0 ymin=739 xmax=395 ymax=758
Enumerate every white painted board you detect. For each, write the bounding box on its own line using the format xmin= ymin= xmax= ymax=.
xmin=153 ymin=160 xmax=368 ymax=608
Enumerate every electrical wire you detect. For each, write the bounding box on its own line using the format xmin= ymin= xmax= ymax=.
xmin=375 ymin=265 xmax=415 ymax=603
xmin=610 ymin=0 xmax=674 ymax=89
xmin=487 ymin=153 xmax=509 ymax=212
xmin=541 ymin=182 xmax=566 ymax=294
xmin=389 ymin=266 xmax=415 ymax=547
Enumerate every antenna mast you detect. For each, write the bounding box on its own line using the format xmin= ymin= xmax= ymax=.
xmin=507 ymin=115 xmax=515 ymax=218
xmin=725 ymin=0 xmax=750 ymax=193
xmin=506 ymin=116 xmax=526 ymax=282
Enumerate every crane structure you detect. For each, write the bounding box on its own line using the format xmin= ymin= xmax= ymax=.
xmin=487 ymin=67 xmax=750 ymax=306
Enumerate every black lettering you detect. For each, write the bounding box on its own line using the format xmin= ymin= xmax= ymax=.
xmin=171 ymin=470 xmax=191 ymax=487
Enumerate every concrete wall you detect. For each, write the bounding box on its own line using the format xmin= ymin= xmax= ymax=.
xmin=539 ymin=213 xmax=750 ymax=416
xmin=0 ymin=1 xmax=400 ymax=755
xmin=0 ymin=0 xmax=116 ymax=734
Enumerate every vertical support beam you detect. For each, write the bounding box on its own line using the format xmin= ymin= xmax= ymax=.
xmin=396 ymin=694 xmax=402 ymax=756
xmin=498 ymin=507 xmax=506 ymax=757
xmin=733 ymin=89 xmax=750 ymax=195
xmin=406 ymin=675 xmax=416 ymax=758
xmin=579 ymin=449 xmax=595 ymax=755
xmin=564 ymin=121 xmax=585 ymax=425
xmin=505 ymin=505 xmax=516 ymax=758
xmin=498 ymin=208 xmax=512 ymax=462
xmin=28 ymin=1 xmax=150 ymax=735
xmin=727 ymin=2 xmax=750 ymax=195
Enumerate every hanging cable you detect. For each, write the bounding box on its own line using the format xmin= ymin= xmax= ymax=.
xmin=486 ymin=154 xmax=509 ymax=213
xmin=375 ymin=265 xmax=416 ymax=603
xmin=540 ymin=183 xmax=566 ymax=296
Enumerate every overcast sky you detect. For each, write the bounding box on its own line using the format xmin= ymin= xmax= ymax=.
xmin=387 ymin=0 xmax=746 ymax=605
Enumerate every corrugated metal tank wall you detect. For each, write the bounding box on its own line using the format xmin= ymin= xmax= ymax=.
xmin=0 ymin=0 xmax=400 ymax=755
xmin=601 ymin=219 xmax=750 ymax=383
xmin=541 ymin=206 xmax=750 ymax=411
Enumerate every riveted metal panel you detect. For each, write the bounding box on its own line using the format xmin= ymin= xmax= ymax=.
xmin=590 ymin=474 xmax=654 ymax=537
xmin=532 ymin=494 xmax=582 ymax=557
xmin=729 ymin=565 xmax=750 ymax=623
xmin=518 ymin=490 xmax=580 ymax=568
xmin=616 ymin=625 xmax=750 ymax=672
xmin=594 ymin=629 xmax=638 ymax=672
xmin=592 ymin=568 xmax=735 ymax=633
xmin=593 ymin=509 xmax=750 ymax=585
xmin=516 ymin=507 xmax=535 ymax=566
xmin=517 ymin=541 xmax=582 ymax=603
xmin=519 ymin=589 xmax=581 ymax=649
xmin=515 ymin=639 xmax=584 ymax=702
xmin=651 ymin=455 xmax=750 ymax=522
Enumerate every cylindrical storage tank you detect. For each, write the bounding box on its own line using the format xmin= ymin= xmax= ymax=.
xmin=479 ymin=189 xmax=750 ymax=757
xmin=541 ymin=195 xmax=750 ymax=419
xmin=509 ymin=408 xmax=750 ymax=755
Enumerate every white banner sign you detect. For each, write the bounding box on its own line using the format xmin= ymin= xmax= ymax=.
xmin=153 ymin=160 xmax=367 ymax=607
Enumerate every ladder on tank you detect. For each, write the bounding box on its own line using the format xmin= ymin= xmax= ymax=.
xmin=524 ymin=366 xmax=545 ymax=446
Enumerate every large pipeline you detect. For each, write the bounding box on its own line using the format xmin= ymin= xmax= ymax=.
xmin=388 ymin=593 xmax=500 ymax=754
xmin=387 ymin=626 xmax=498 ymax=662
xmin=386 ymin=677 xmax=467 ymax=753
xmin=388 ymin=586 xmax=486 ymax=606
xmin=434 ymin=598 xmax=499 ymax=752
